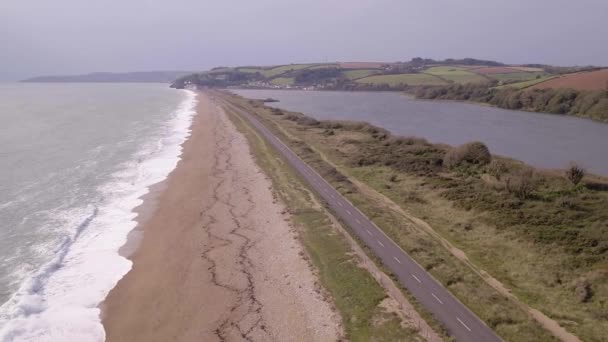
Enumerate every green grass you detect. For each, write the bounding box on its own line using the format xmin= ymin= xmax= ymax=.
xmin=236 ymin=67 xmax=265 ymax=73
xmin=269 ymin=77 xmax=294 ymax=85
xmin=223 ymin=101 xmax=426 ymax=342
xmin=208 ymin=67 xmax=234 ymax=74
xmin=343 ymin=69 xmax=380 ymax=80
xmin=356 ymin=73 xmax=447 ymax=86
xmin=308 ymin=64 xmax=339 ymax=70
xmin=424 ymin=66 xmax=488 ymax=84
xmin=490 ymin=72 xmax=547 ymax=83
xmin=262 ymin=64 xmax=317 ymax=77
xmin=497 ymin=76 xmax=558 ymax=89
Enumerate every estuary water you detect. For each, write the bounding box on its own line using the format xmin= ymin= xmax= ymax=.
xmin=0 ymin=83 xmax=195 ymax=341
xmin=233 ymin=89 xmax=608 ymax=175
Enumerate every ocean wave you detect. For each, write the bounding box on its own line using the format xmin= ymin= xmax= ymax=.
xmin=0 ymin=89 xmax=197 ymax=342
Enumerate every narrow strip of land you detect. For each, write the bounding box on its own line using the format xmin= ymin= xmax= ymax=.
xmin=102 ymin=93 xmax=341 ymax=342
xmin=218 ymin=93 xmax=503 ymax=342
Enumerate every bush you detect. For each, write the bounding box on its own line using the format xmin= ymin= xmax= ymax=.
xmin=505 ymin=168 xmax=536 ymax=199
xmin=487 ymin=159 xmax=509 ymax=180
xmin=556 ymin=196 xmax=578 ymax=209
xmin=565 ymin=163 xmax=586 ymax=185
xmin=444 ymin=141 xmax=491 ymax=169
xmin=296 ymin=116 xmax=320 ymax=126
xmin=575 ymin=279 xmax=592 ymax=303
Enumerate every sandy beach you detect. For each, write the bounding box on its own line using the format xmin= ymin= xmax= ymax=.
xmin=101 ymin=92 xmax=341 ymax=342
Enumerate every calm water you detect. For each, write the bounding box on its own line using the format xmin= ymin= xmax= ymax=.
xmin=0 ymin=83 xmax=195 ymax=341
xmin=233 ymin=90 xmax=608 ymax=175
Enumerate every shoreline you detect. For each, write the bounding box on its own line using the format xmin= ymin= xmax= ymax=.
xmin=101 ymin=92 xmax=341 ymax=341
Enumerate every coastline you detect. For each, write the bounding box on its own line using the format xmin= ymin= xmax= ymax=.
xmin=101 ymin=92 xmax=341 ymax=341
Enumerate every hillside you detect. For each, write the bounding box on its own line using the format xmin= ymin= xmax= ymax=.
xmin=172 ymin=58 xmax=603 ymax=91
xmin=173 ymin=59 xmax=608 ymax=121
xmin=23 ymin=71 xmax=192 ymax=83
xmin=530 ymin=69 xmax=608 ymax=91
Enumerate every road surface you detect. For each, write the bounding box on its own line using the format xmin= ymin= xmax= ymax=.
xmin=219 ymin=94 xmax=502 ymax=342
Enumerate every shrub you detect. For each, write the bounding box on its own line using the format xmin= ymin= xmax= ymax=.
xmin=487 ymin=159 xmax=508 ymax=180
xmin=444 ymin=141 xmax=491 ymax=169
xmin=556 ymin=196 xmax=577 ymax=209
xmin=575 ymin=279 xmax=592 ymax=303
xmin=296 ymin=116 xmax=320 ymax=126
xmin=565 ymin=162 xmax=585 ymax=185
xmin=505 ymin=168 xmax=536 ymax=199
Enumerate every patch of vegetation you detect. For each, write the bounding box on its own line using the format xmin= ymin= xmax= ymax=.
xmin=490 ymin=72 xmax=547 ymax=84
xmin=424 ymin=67 xmax=488 ymax=84
xmin=270 ymin=77 xmax=294 ymax=86
xmin=343 ymin=69 xmax=380 ymax=80
xmin=356 ymin=73 xmax=447 ymax=87
xmin=414 ymin=82 xmax=608 ymax=121
xmin=443 ymin=142 xmax=491 ymax=169
xmin=262 ymin=64 xmax=318 ymax=78
xmin=496 ymin=76 xmax=557 ymax=89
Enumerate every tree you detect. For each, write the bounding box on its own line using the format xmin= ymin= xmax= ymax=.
xmin=565 ymin=163 xmax=585 ymax=185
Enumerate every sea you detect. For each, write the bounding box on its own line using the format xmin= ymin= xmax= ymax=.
xmin=0 ymin=83 xmax=196 ymax=341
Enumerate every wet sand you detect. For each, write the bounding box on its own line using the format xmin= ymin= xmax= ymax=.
xmin=101 ymin=92 xmax=341 ymax=341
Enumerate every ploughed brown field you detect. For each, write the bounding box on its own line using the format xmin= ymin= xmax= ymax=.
xmin=530 ymin=68 xmax=608 ymax=91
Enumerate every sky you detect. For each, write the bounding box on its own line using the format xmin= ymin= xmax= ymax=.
xmin=1 ymin=0 xmax=607 ymax=80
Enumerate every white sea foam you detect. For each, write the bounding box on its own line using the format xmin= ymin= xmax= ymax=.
xmin=0 ymin=89 xmax=197 ymax=342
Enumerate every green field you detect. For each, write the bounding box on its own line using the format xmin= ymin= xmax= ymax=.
xmin=497 ymin=75 xmax=558 ymax=89
xmin=424 ymin=66 xmax=488 ymax=84
xmin=262 ymin=64 xmax=317 ymax=77
xmin=490 ymin=72 xmax=547 ymax=83
xmin=343 ymin=69 xmax=380 ymax=80
xmin=308 ymin=64 xmax=339 ymax=70
xmin=270 ymin=77 xmax=294 ymax=85
xmin=356 ymin=73 xmax=446 ymax=86
xmin=236 ymin=67 xmax=265 ymax=73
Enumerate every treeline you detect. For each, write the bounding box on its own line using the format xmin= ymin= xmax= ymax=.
xmin=413 ymin=83 xmax=608 ymax=121
xmin=171 ymin=71 xmax=263 ymax=88
xmin=291 ymin=68 xmax=341 ymax=85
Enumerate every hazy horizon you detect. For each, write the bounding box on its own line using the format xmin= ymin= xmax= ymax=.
xmin=2 ymin=0 xmax=607 ymax=81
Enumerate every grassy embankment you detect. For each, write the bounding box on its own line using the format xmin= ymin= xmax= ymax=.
xmin=224 ymin=93 xmax=608 ymax=342
xmin=221 ymin=99 xmax=436 ymax=341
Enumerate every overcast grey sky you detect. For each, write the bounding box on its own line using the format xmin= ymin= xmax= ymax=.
xmin=1 ymin=0 xmax=607 ymax=80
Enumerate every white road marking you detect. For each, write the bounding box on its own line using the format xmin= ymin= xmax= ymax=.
xmin=393 ymin=256 xmax=401 ymax=264
xmin=457 ymin=317 xmax=472 ymax=332
xmin=432 ymin=293 xmax=444 ymax=304
xmin=377 ymin=240 xmax=385 ymax=247
xmin=355 ymin=218 xmax=361 ymax=224
xmin=366 ymin=230 xmax=373 ymax=236
xmin=412 ymin=274 xmax=422 ymax=283
xmin=346 ymin=210 xmax=352 ymax=216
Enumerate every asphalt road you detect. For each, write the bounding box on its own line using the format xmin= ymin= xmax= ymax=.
xmin=220 ymin=95 xmax=502 ymax=342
